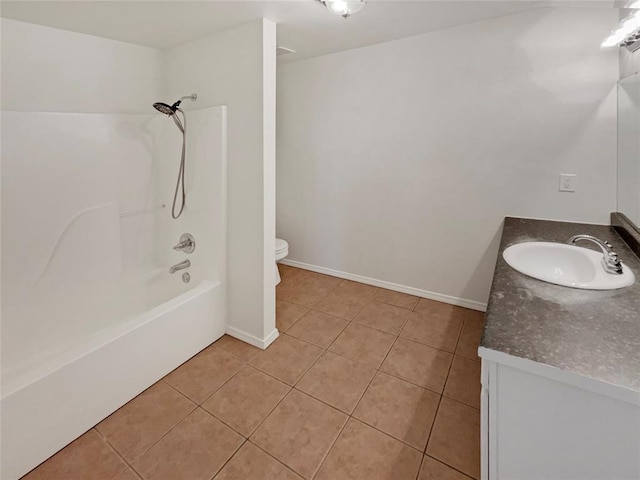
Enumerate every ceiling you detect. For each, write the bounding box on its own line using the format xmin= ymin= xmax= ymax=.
xmin=0 ymin=0 xmax=619 ymax=63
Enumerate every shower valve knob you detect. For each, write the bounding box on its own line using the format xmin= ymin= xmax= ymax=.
xmin=173 ymin=233 xmax=195 ymax=254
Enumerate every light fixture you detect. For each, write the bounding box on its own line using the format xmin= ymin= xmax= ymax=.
xmin=321 ymin=0 xmax=366 ymax=19
xmin=602 ymin=9 xmax=640 ymax=51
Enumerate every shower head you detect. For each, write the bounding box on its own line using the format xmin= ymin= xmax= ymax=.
xmin=152 ymin=93 xmax=198 ymax=116
xmin=153 ymin=102 xmax=176 ymax=115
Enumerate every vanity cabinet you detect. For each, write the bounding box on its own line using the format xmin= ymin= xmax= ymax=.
xmin=479 ymin=349 xmax=640 ymax=480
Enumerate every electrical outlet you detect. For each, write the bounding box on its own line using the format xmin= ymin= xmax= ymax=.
xmin=559 ymin=174 xmax=577 ymax=192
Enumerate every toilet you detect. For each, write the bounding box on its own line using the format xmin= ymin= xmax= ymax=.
xmin=275 ymin=238 xmax=289 ymax=285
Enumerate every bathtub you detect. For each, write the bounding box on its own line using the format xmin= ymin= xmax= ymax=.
xmin=1 ymin=278 xmax=226 ymax=479
xmin=1 ymin=106 xmax=229 ymax=478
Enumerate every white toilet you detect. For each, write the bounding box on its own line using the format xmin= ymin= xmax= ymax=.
xmin=275 ymin=238 xmax=289 ymax=285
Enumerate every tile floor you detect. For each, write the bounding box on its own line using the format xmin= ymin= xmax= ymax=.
xmin=22 ymin=265 xmax=484 ymax=480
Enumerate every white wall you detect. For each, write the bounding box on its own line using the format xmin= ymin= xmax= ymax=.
xmin=1 ymin=18 xmax=164 ymax=113
xmin=277 ymin=8 xmax=619 ymax=308
xmin=166 ymin=19 xmax=277 ymax=347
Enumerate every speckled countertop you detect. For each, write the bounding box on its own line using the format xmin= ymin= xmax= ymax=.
xmin=481 ymin=217 xmax=640 ymax=393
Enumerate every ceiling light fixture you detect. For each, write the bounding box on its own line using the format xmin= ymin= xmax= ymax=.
xmin=321 ymin=0 xmax=366 ymax=19
xmin=602 ymin=9 xmax=640 ymax=51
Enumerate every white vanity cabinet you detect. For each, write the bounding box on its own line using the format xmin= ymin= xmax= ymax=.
xmin=479 ymin=348 xmax=640 ymax=480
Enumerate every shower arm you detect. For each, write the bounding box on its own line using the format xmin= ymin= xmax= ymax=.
xmin=171 ymin=94 xmax=198 ymax=111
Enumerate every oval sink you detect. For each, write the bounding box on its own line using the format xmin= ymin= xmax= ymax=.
xmin=503 ymin=242 xmax=635 ymax=290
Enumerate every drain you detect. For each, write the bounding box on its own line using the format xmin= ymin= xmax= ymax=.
xmin=182 ymin=272 xmax=190 ymax=283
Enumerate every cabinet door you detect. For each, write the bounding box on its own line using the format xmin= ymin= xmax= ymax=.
xmin=492 ymin=364 xmax=640 ymax=479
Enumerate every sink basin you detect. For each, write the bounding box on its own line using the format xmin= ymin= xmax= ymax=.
xmin=503 ymin=242 xmax=635 ymax=290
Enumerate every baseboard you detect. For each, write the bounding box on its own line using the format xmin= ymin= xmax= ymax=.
xmin=279 ymin=259 xmax=487 ymax=312
xmin=226 ymin=325 xmax=280 ymax=350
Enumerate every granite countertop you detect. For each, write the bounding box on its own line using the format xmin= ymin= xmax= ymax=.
xmin=481 ymin=217 xmax=640 ymax=393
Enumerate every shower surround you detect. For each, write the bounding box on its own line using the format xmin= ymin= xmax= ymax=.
xmin=1 ymin=106 xmax=228 ymax=479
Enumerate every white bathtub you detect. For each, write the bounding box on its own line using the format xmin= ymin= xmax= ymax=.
xmin=1 ymin=106 xmax=228 ymax=479
xmin=1 ymin=279 xmax=226 ymax=480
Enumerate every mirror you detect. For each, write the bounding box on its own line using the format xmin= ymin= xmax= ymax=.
xmin=617 ymin=71 xmax=640 ymax=229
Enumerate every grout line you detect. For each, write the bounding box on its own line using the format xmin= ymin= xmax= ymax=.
xmin=392 ymin=334 xmax=458 ymax=356
xmin=423 ymin=347 xmax=458 ymax=456
xmin=278 ymin=306 xmax=310 ymax=333
xmin=196 ymin=364 xmax=246 ymax=407
xmin=241 ymin=383 xmax=293 ymax=438
xmin=291 ymin=342 xmax=328 ymax=389
xmin=130 ymin=401 xmax=199 ymax=469
xmin=99 ymin=381 xmax=199 ymax=471
xmin=414 ymin=453 xmax=426 ymax=480
xmin=95 ymin=430 xmax=131 ymax=479
xmin=286 ymin=310 xmax=351 ymax=351
xmin=205 ymin=436 xmax=247 ymax=480
xmin=161 ymin=378 xmax=199 ymax=405
xmin=423 ymin=453 xmax=477 ymax=479
xmin=310 ymin=411 xmax=350 ymax=480
xmin=249 ymin=439 xmax=310 ymax=479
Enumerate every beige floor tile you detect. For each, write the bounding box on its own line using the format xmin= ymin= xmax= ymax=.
xmin=214 ymin=335 xmax=261 ymax=362
xmin=133 ymin=409 xmax=243 ymax=480
xmin=465 ymin=310 xmax=486 ymax=324
xmin=249 ymin=334 xmax=323 ymax=385
xmin=286 ymin=310 xmax=348 ymax=348
xmin=301 ymin=270 xmax=343 ymax=290
xmin=113 ymin=468 xmax=142 ymax=480
xmin=381 ymin=338 xmax=452 ymax=393
xmin=164 ymin=346 xmax=243 ymax=403
xmin=214 ymin=442 xmax=302 ymax=480
xmin=315 ymin=418 xmax=422 ymax=480
xmin=250 ymin=390 xmax=347 ymax=479
xmin=444 ymin=355 xmax=481 ymax=409
xmin=276 ymin=300 xmax=308 ymax=332
xmin=353 ymin=301 xmax=412 ymax=335
xmin=400 ymin=310 xmax=463 ymax=352
xmin=278 ymin=264 xmax=303 ymax=281
xmin=353 ymin=372 xmax=440 ymax=450
xmin=374 ymin=289 xmax=420 ymax=310
xmin=297 ymin=351 xmax=376 ymax=414
xmin=202 ymin=366 xmax=290 ymax=437
xmin=334 ymin=280 xmax=378 ymax=298
xmin=456 ymin=312 xmax=485 ymax=360
xmin=22 ymin=429 xmax=127 ymax=480
xmin=414 ymin=298 xmax=468 ymax=321
xmin=419 ymin=455 xmax=473 ymax=480
xmin=313 ymin=291 xmax=371 ymax=320
xmin=96 ymin=381 xmax=195 ymax=462
xmin=276 ymin=279 xmax=336 ymax=307
xmin=328 ymin=323 xmax=396 ymax=368
xmin=426 ymin=397 xmax=480 ymax=479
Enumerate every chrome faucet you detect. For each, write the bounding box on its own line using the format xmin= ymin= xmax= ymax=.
xmin=169 ymin=259 xmax=190 ymax=274
xmin=173 ymin=233 xmax=195 ymax=254
xmin=567 ymin=235 xmax=623 ymax=275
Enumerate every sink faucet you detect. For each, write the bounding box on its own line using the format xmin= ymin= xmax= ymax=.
xmin=169 ymin=259 xmax=190 ymax=274
xmin=567 ymin=235 xmax=623 ymax=275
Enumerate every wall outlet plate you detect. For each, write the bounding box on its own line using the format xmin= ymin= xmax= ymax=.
xmin=559 ymin=174 xmax=577 ymax=192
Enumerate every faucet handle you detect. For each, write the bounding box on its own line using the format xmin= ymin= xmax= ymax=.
xmin=173 ymin=233 xmax=195 ymax=254
xmin=603 ymin=251 xmax=623 ymax=274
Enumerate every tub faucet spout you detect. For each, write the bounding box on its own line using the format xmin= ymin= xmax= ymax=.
xmin=169 ymin=259 xmax=190 ymax=274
